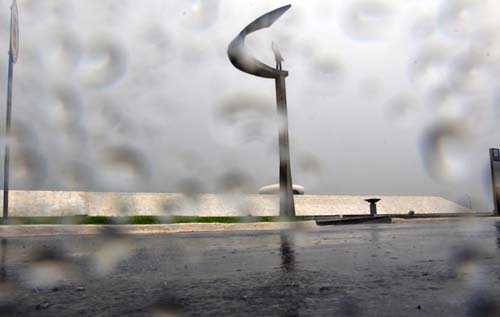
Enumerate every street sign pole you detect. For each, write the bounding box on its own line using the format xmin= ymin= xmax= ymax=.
xmin=3 ymin=52 xmax=13 ymax=220
xmin=3 ymin=0 xmax=18 ymax=220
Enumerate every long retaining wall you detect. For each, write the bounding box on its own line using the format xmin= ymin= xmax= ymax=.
xmin=1 ymin=190 xmax=473 ymax=217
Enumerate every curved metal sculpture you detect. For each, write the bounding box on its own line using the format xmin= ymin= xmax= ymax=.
xmin=227 ymin=4 xmax=296 ymax=217
xmin=227 ymin=4 xmax=290 ymax=79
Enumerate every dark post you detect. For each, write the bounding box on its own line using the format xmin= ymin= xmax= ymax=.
xmin=489 ymin=148 xmax=500 ymax=215
xmin=365 ymin=198 xmax=381 ymax=216
xmin=227 ymin=5 xmax=295 ymax=216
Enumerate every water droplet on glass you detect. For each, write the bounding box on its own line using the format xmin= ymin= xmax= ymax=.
xmin=296 ymin=154 xmax=323 ymax=192
xmin=97 ymin=146 xmax=151 ymax=190
xmin=217 ymin=170 xmax=255 ymax=216
xmin=210 ymin=93 xmax=275 ymax=147
xmin=78 ymin=37 xmax=128 ymax=88
xmin=410 ymin=45 xmax=449 ymax=90
xmin=175 ymin=178 xmax=204 ymax=212
xmin=11 ymin=145 xmax=48 ymax=189
xmin=309 ymin=52 xmax=345 ymax=95
xmin=340 ymin=0 xmax=395 ymax=41
xmin=93 ymin=228 xmax=133 ymax=276
xmin=45 ymin=31 xmax=83 ymax=73
xmin=385 ymin=94 xmax=419 ymax=129
xmin=419 ymin=121 xmax=473 ymax=183
xmin=437 ymin=0 xmax=485 ymax=39
xmin=182 ymin=0 xmax=220 ymax=31
xmin=26 ymin=248 xmax=74 ymax=288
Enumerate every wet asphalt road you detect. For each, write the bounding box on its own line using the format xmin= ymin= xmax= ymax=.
xmin=0 ymin=220 xmax=499 ymax=316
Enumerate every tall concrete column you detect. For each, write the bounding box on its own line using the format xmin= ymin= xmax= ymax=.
xmin=275 ymin=74 xmax=295 ymax=216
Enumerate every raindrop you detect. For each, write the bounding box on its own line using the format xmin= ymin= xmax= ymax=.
xmin=460 ymin=96 xmax=496 ymax=136
xmin=138 ymin=25 xmax=172 ymax=66
xmin=181 ymin=0 xmax=220 ymax=30
xmin=8 ymin=120 xmax=39 ymax=148
xmin=49 ymin=83 xmax=86 ymax=140
xmin=97 ymin=145 xmax=151 ymax=190
xmin=217 ymin=170 xmax=255 ymax=215
xmin=426 ymin=84 xmax=462 ymax=116
xmin=26 ymin=247 xmax=74 ymax=288
xmin=419 ymin=121 xmax=473 ymax=183
xmin=306 ymin=52 xmax=346 ymax=96
xmin=211 ymin=92 xmax=275 ymax=147
xmin=385 ymin=94 xmax=419 ymax=129
xmin=45 ymin=30 xmax=83 ymax=73
xmin=448 ymin=49 xmax=493 ymax=93
xmin=175 ymin=178 xmax=204 ymax=211
xmin=11 ymin=145 xmax=48 ymax=189
xmin=451 ymin=243 xmax=485 ymax=268
xmin=61 ymin=160 xmax=96 ymax=190
xmin=92 ymin=228 xmax=133 ymax=276
xmin=437 ymin=0 xmax=485 ymax=39
xmin=296 ymin=154 xmax=323 ymax=191
xmin=78 ymin=36 xmax=128 ymax=88
xmin=340 ymin=0 xmax=395 ymax=41
xmin=217 ymin=170 xmax=254 ymax=194
xmin=410 ymin=45 xmax=449 ymax=90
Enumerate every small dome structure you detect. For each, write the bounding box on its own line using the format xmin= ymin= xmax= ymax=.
xmin=258 ymin=184 xmax=304 ymax=195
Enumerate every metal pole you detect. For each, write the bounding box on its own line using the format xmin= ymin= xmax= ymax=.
xmin=275 ymin=74 xmax=295 ymax=217
xmin=489 ymin=148 xmax=500 ymax=215
xmin=3 ymin=51 xmax=13 ymax=220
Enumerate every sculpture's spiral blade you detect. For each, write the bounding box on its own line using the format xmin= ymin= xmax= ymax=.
xmin=242 ymin=4 xmax=291 ymax=35
xmin=227 ymin=5 xmax=291 ymax=79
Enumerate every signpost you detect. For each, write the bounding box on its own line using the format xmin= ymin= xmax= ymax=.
xmin=227 ymin=4 xmax=296 ymax=216
xmin=3 ymin=0 xmax=19 ymax=220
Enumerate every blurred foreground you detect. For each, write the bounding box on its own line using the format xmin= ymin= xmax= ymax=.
xmin=0 ymin=219 xmax=499 ymax=316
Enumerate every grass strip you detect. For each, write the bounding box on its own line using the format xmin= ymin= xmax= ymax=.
xmin=0 ymin=216 xmax=309 ymax=225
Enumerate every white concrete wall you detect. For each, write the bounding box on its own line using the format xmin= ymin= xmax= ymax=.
xmin=0 ymin=191 xmax=473 ymax=217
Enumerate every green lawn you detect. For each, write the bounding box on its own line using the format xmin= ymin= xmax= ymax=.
xmin=0 ymin=215 xmax=309 ymax=225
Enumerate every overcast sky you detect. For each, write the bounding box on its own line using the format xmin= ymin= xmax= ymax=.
xmin=0 ymin=0 xmax=499 ymax=211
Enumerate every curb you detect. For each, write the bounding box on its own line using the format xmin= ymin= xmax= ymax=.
xmin=391 ymin=216 xmax=500 ymax=223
